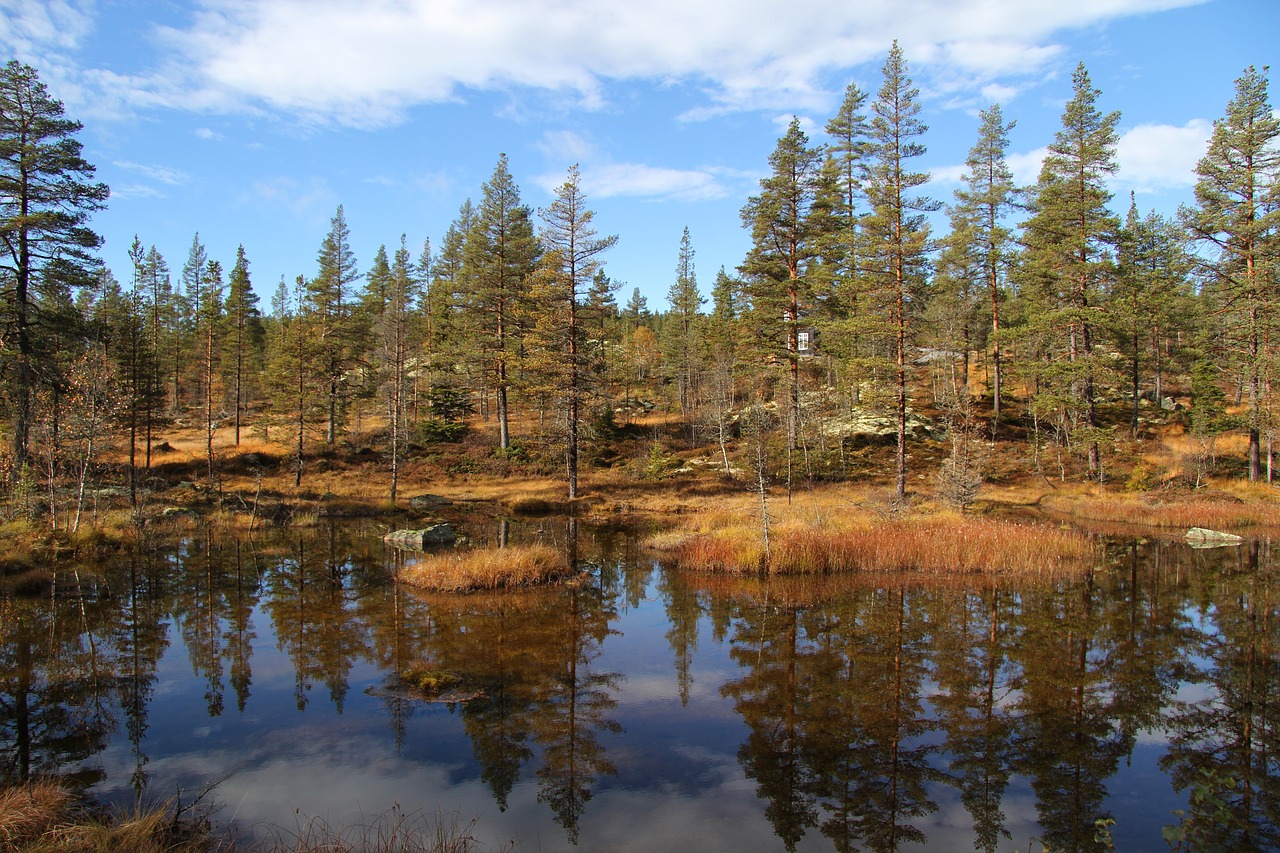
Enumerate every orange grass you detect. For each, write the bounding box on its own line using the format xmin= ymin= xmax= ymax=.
xmin=401 ymin=544 xmax=570 ymax=592
xmin=1044 ymin=493 xmax=1280 ymax=529
xmin=675 ymin=517 xmax=1096 ymax=578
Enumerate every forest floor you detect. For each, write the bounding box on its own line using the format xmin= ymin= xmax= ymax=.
xmin=5 ymin=395 xmax=1280 ymax=581
xmin=119 ymin=397 xmax=1280 ymax=541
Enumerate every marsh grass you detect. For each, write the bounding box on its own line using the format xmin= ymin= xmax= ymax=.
xmin=0 ymin=781 xmax=494 ymax=853
xmin=672 ymin=517 xmax=1095 ymax=578
xmin=256 ymin=807 xmax=494 ymax=852
xmin=0 ymin=780 xmax=210 ymax=853
xmin=1043 ymin=490 xmax=1280 ymax=529
xmin=401 ymin=544 xmax=569 ymax=592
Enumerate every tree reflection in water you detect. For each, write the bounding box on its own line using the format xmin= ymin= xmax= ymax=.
xmin=3 ymin=524 xmax=1280 ymax=851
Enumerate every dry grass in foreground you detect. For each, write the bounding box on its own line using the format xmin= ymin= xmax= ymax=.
xmin=0 ymin=780 xmax=496 ymax=853
xmin=0 ymin=780 xmax=209 ymax=853
xmin=400 ymin=544 xmax=570 ymax=592
xmin=254 ymin=806 xmax=492 ymax=853
xmin=668 ymin=517 xmax=1097 ymax=578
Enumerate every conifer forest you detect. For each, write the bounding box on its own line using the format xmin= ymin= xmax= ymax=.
xmin=0 ymin=47 xmax=1277 ymax=519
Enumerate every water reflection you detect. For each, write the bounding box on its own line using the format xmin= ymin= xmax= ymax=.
xmin=2 ymin=524 xmax=1280 ymax=851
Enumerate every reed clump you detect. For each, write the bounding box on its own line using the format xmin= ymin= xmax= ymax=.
xmin=674 ymin=517 xmax=1096 ymax=578
xmin=401 ymin=544 xmax=569 ymax=592
xmin=0 ymin=780 xmax=209 ymax=853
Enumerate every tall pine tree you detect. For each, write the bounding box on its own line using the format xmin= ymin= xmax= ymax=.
xmin=536 ymin=165 xmax=617 ymax=500
xmin=463 ymin=154 xmax=540 ymax=451
xmin=863 ymin=42 xmax=938 ymax=499
xmin=1019 ymin=63 xmax=1120 ymax=478
xmin=1185 ymin=66 xmax=1280 ymax=481
xmin=0 ymin=61 xmax=108 ymax=476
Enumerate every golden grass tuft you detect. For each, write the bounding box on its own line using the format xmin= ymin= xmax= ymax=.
xmin=676 ymin=528 xmax=766 ymax=572
xmin=401 ymin=544 xmax=569 ymax=592
xmin=0 ymin=780 xmax=208 ymax=853
xmin=675 ymin=517 xmax=1096 ymax=578
xmin=0 ymin=779 xmax=73 ymax=848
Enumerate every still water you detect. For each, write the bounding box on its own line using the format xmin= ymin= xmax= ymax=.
xmin=2 ymin=517 xmax=1278 ymax=852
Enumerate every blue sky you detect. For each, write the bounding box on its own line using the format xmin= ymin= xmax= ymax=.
xmin=1 ymin=0 xmax=1276 ymax=309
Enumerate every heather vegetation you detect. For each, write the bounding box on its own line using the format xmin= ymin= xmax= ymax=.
xmin=1 ymin=52 xmax=1279 ymax=567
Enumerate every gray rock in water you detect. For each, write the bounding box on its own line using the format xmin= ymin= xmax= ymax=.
xmin=384 ymin=524 xmax=457 ymax=549
xmin=1185 ymin=527 xmax=1243 ymax=548
xmin=410 ymin=494 xmax=451 ymax=511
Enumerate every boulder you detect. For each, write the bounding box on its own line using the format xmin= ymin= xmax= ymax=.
xmin=1185 ymin=527 xmax=1243 ymax=548
xmin=822 ymin=410 xmax=945 ymax=448
xmin=384 ymin=524 xmax=457 ymax=550
xmin=410 ymin=494 xmax=451 ymax=511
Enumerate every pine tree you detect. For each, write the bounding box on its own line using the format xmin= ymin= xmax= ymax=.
xmin=377 ymin=236 xmax=422 ymax=505
xmin=663 ymin=227 xmax=704 ymax=421
xmin=223 ymin=245 xmax=262 ymax=445
xmin=863 ymin=41 xmax=938 ymax=499
xmin=308 ymin=205 xmax=361 ymax=444
xmin=822 ymin=81 xmax=874 ymax=393
xmin=536 ymin=164 xmax=617 ymax=499
xmin=0 ymin=60 xmax=109 ymax=476
xmin=180 ymin=233 xmax=210 ymax=411
xmin=1019 ymin=63 xmax=1120 ymax=478
xmin=1113 ymin=198 xmax=1193 ymax=438
xmin=740 ymin=117 xmax=824 ymax=453
xmin=430 ymin=201 xmax=474 ymax=408
xmin=623 ymin=287 xmax=650 ymax=324
xmin=463 ymin=154 xmax=540 ymax=451
xmin=1184 ymin=66 xmax=1280 ymax=481
xmin=198 ymin=259 xmax=224 ymax=486
xmin=121 ymin=236 xmax=162 ymax=502
xmin=948 ymin=104 xmax=1019 ymax=420
xmin=703 ymin=267 xmax=745 ymax=473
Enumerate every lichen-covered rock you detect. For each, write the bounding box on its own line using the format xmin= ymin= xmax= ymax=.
xmin=384 ymin=524 xmax=457 ymax=549
xmin=409 ymin=494 xmax=451 ymax=511
xmin=820 ymin=410 xmax=945 ymax=447
xmin=1185 ymin=527 xmax=1243 ymax=548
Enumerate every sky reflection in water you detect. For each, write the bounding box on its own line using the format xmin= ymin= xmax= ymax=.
xmin=3 ymin=521 xmax=1278 ymax=852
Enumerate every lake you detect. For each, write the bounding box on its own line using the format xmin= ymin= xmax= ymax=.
xmin=2 ymin=516 xmax=1277 ymax=852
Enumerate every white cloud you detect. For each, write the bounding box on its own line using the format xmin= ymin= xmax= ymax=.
xmin=586 ymin=163 xmax=727 ymax=202
xmin=1008 ymin=146 xmax=1051 ymax=185
xmin=109 ymin=183 xmax=167 ymax=201
xmin=771 ymin=114 xmax=819 ymax=136
xmin=194 ymin=127 xmax=223 ymax=140
xmin=932 ymin=145 xmax=1048 ymax=192
xmin=250 ymin=176 xmax=339 ymax=221
xmin=535 ymin=130 xmax=601 ymax=165
xmin=533 ymin=131 xmax=728 ymax=202
xmin=981 ymin=83 xmax=1022 ymax=105
xmin=0 ymin=0 xmax=93 ymax=53
xmin=1115 ymin=118 xmax=1212 ymax=192
xmin=113 ymin=161 xmax=191 ymax=186
xmin=26 ymin=0 xmax=1207 ymax=126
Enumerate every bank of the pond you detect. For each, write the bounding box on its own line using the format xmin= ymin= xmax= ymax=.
xmin=0 ymin=780 xmax=488 ymax=853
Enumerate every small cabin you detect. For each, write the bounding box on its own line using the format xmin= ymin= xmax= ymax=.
xmin=796 ymin=327 xmax=819 ymax=357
